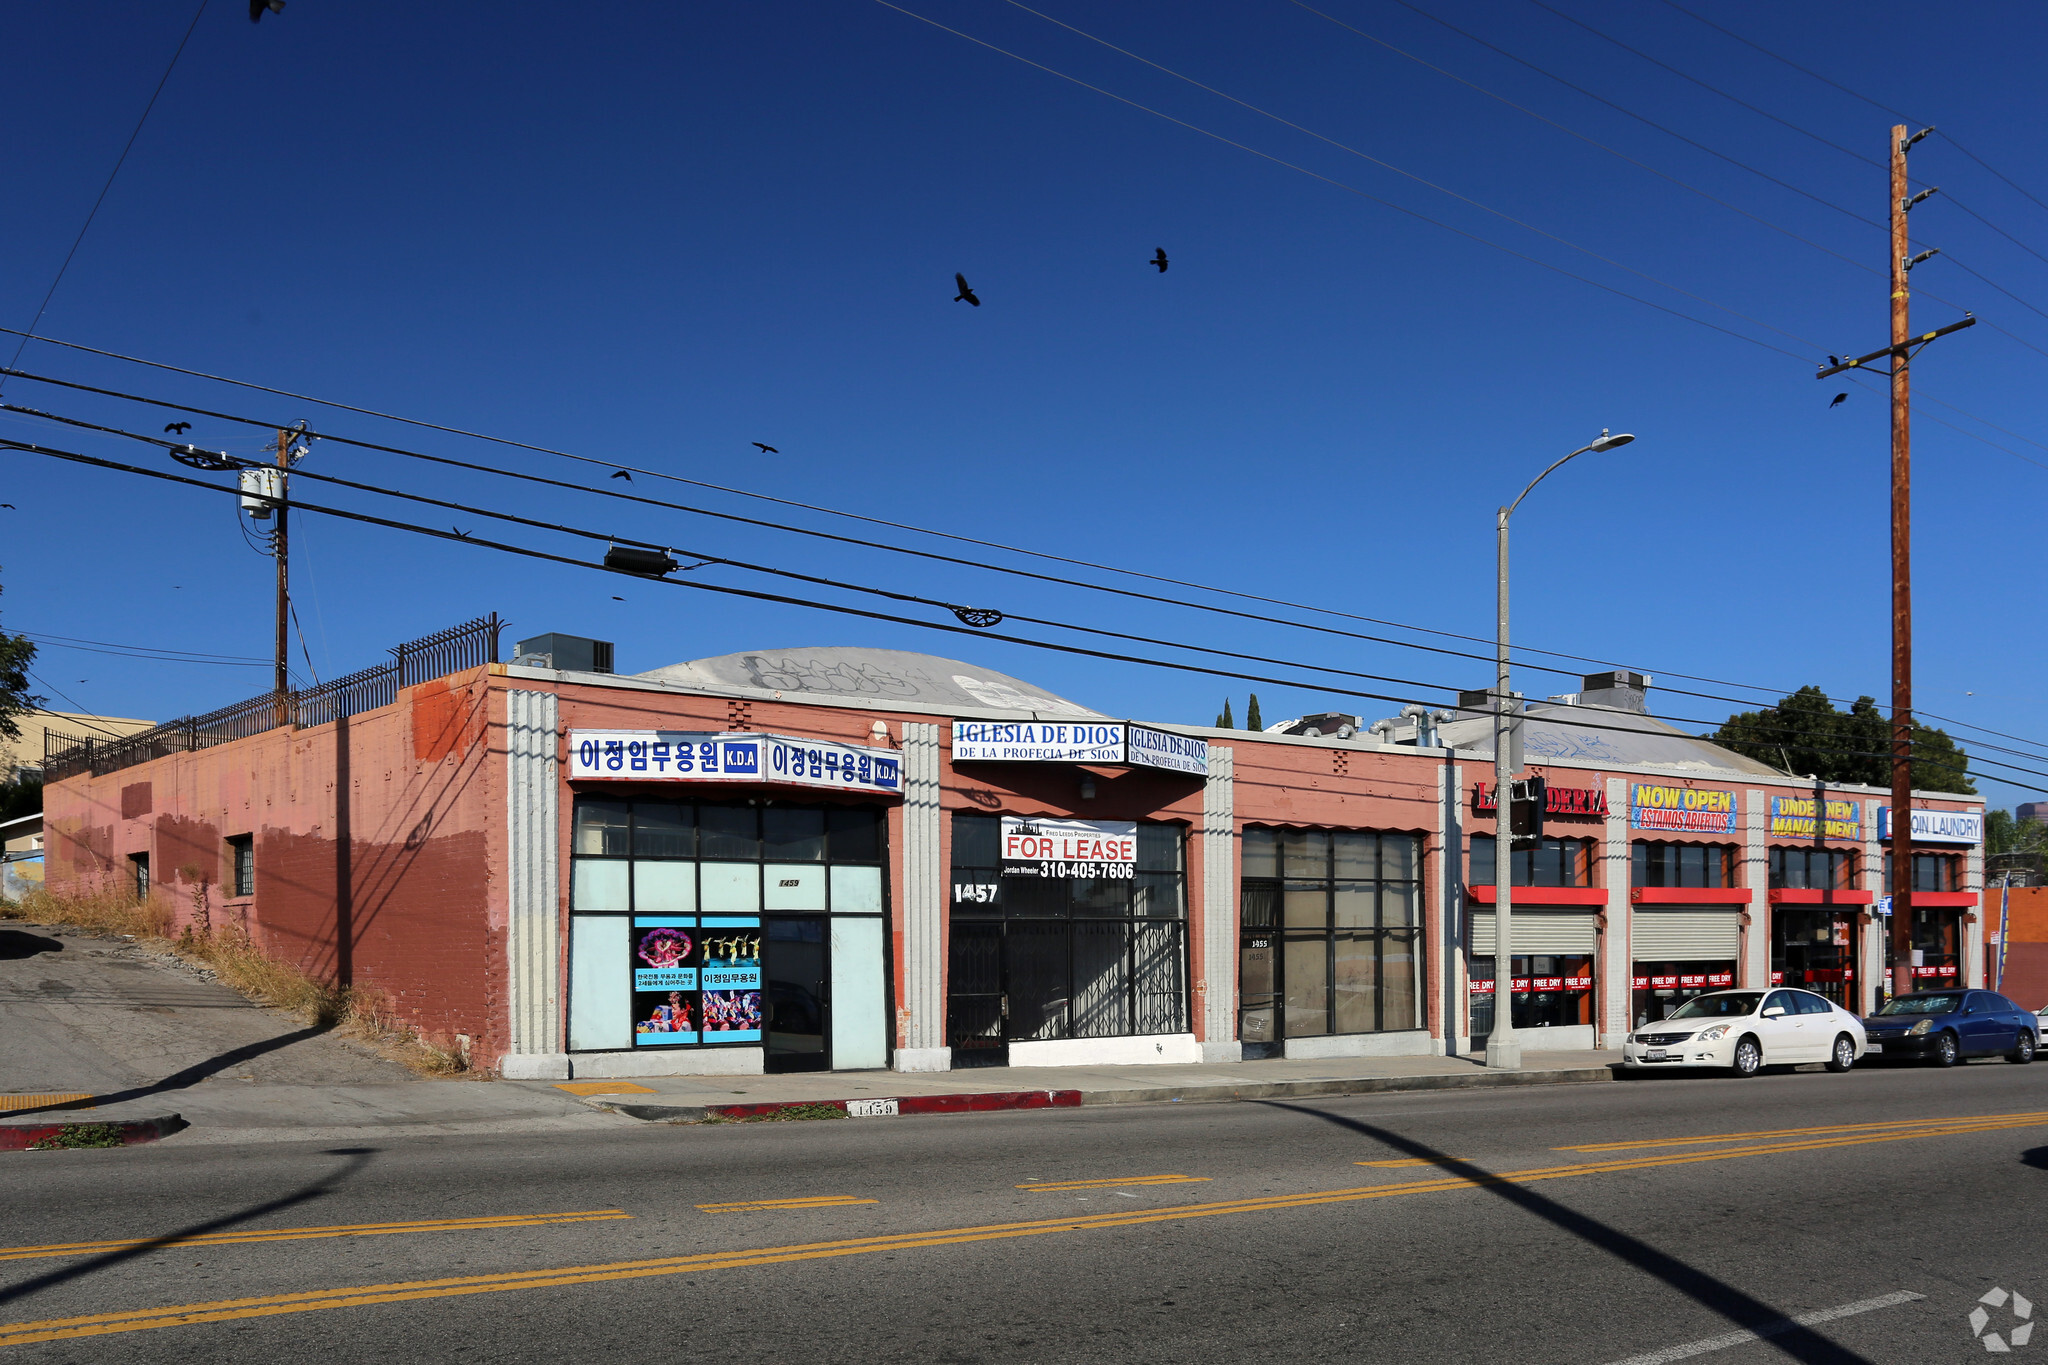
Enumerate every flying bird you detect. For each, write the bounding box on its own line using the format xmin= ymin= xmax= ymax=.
xmin=1150 ymin=248 xmax=1168 ymax=273
xmin=752 ymin=442 xmax=778 ymax=454
xmin=0 ymin=504 xmax=13 ymax=510
xmin=610 ymin=470 xmax=632 ymax=481
xmin=1829 ymin=393 xmax=1848 ymax=409
xmin=249 ymin=0 xmax=284 ymax=20
xmin=164 ymin=421 xmax=191 ymax=435
xmin=611 ymin=596 xmax=625 ymax=602
xmin=953 ymin=273 xmax=980 ymax=306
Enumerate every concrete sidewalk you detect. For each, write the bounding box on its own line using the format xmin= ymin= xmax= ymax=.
xmin=511 ymin=1049 xmax=1622 ymax=1121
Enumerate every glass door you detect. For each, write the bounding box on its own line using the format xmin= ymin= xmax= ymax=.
xmin=764 ymin=917 xmax=828 ymax=1072
xmin=1239 ymin=933 xmax=1280 ymax=1059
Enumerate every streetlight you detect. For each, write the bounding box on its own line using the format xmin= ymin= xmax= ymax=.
xmin=1487 ymin=428 xmax=1635 ymax=1071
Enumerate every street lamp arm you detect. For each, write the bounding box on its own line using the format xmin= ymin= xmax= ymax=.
xmin=1505 ymin=442 xmax=1598 ymax=519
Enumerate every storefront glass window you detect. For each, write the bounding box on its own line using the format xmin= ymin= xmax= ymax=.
xmin=1468 ymin=955 xmax=1594 ymax=1034
xmin=946 ymin=814 xmax=1189 ymax=1066
xmin=1631 ymin=842 xmax=1735 ymax=888
xmin=1768 ymin=847 xmax=1853 ymax=889
xmin=1468 ymin=835 xmax=1593 ymax=887
xmin=567 ymin=799 xmax=888 ymax=1070
xmin=1242 ymin=827 xmax=1422 ymax=1038
xmin=1630 ymin=962 xmax=1736 ymax=1027
xmin=1882 ymin=852 xmax=1960 ymax=893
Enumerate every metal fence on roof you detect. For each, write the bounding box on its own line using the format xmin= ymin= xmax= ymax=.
xmin=42 ymin=615 xmax=502 ymax=782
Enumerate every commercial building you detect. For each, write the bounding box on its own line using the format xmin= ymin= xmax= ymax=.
xmin=39 ymin=623 xmax=1986 ymax=1076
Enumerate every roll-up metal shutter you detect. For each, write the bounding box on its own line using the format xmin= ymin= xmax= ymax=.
xmin=1470 ymin=910 xmax=1597 ymax=956
xmin=1632 ymin=908 xmax=1740 ymax=959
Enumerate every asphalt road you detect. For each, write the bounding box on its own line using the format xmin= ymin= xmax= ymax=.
xmin=3 ymin=1060 xmax=2045 ymax=1364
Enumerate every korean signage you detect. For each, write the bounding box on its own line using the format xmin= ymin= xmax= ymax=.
xmin=1631 ymin=784 xmax=1738 ymax=834
xmin=1471 ymin=783 xmax=1608 ymax=816
xmin=1877 ymin=807 xmax=1983 ymax=845
xmin=570 ymin=731 xmax=901 ymax=796
xmin=952 ymin=721 xmax=1208 ymax=775
xmin=1769 ymin=795 xmax=1861 ymax=842
xmin=629 ymin=915 xmax=762 ymax=1046
xmin=1000 ymin=815 xmax=1137 ymax=880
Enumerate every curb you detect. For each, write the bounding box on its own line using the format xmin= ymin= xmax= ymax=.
xmin=586 ymin=1065 xmax=1615 ymax=1124
xmin=0 ymin=1115 xmax=186 ymax=1151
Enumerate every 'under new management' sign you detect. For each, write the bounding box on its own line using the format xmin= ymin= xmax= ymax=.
xmin=951 ymin=721 xmax=1209 ymax=776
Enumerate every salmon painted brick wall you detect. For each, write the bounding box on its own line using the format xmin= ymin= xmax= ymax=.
xmin=42 ymin=669 xmax=505 ymax=1063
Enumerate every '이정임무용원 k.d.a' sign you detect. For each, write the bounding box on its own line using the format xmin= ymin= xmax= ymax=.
xmin=569 ymin=731 xmax=901 ymax=795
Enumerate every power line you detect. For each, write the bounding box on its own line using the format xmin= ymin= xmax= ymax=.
xmin=22 ymin=669 xmax=137 ymax=740
xmin=7 ymin=432 xmax=2039 ymax=792
xmin=995 ymin=0 xmax=1826 ymax=351
xmin=1521 ymin=0 xmax=1882 ymax=169
xmin=1370 ymin=0 xmax=1879 ymax=229
xmin=1284 ymin=0 xmax=1880 ymax=279
xmin=14 ymin=365 xmax=2046 ymax=764
xmin=0 ymin=0 xmax=210 ymax=397
xmin=1652 ymin=0 xmax=2048 ymax=223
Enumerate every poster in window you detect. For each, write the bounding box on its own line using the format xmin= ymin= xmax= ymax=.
xmin=1000 ymin=815 xmax=1137 ymax=879
xmin=631 ymin=918 xmax=699 ymax=1045
xmin=701 ymin=925 xmax=764 ymax=1041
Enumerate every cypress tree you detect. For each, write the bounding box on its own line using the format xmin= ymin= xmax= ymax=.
xmin=1246 ymin=693 xmax=1263 ymax=731
xmin=1217 ymin=699 xmax=1234 ymax=729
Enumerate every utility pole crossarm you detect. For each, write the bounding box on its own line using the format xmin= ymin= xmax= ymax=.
xmin=1815 ymin=315 xmax=1976 ymax=379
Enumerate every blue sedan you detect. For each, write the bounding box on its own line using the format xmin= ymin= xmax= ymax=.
xmin=1860 ymin=990 xmax=2039 ymax=1066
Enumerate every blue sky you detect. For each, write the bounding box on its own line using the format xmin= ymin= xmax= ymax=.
xmin=4 ymin=1 xmax=2045 ymax=807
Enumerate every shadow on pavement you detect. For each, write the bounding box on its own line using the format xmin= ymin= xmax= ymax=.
xmin=0 ymin=929 xmax=64 ymax=960
xmin=0 ymin=1148 xmax=379 ymax=1308
xmin=5 ymin=1025 xmax=333 ymax=1118
xmin=1258 ymin=1099 xmax=1873 ymax=1365
xmin=2022 ymin=1146 xmax=2048 ymax=1171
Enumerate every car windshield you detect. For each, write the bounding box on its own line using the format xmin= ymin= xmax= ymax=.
xmin=1875 ymin=995 xmax=1964 ymax=1015
xmin=1668 ymin=992 xmax=1762 ymax=1020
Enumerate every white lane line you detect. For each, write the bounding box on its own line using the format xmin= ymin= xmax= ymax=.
xmin=1600 ymin=1291 xmax=1924 ymax=1365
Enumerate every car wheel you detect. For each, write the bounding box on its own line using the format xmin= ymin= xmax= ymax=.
xmin=1826 ymin=1034 xmax=1856 ymax=1073
xmin=2011 ymin=1032 xmax=2037 ymax=1065
xmin=1932 ymin=1031 xmax=1960 ymax=1068
xmin=1731 ymin=1036 xmax=1762 ymax=1077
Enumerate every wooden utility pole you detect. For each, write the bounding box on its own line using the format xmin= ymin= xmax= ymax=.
xmin=1817 ymin=125 xmax=1969 ymax=1005
xmin=273 ymin=427 xmax=291 ymax=701
xmin=1888 ymin=123 xmax=1915 ymax=1003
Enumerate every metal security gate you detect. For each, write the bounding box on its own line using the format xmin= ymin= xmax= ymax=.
xmin=1634 ymin=909 xmax=1740 ymax=959
xmin=947 ymin=922 xmax=1007 ymax=1068
xmin=1470 ymin=911 xmax=1597 ymax=955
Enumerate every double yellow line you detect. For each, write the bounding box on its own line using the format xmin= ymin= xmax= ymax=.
xmin=0 ymin=1211 xmax=630 ymax=1264
xmin=6 ymin=1109 xmax=2044 ymax=1347
xmin=1016 ymin=1175 xmax=1209 ymax=1191
xmin=1554 ymin=1109 xmax=2048 ymax=1153
xmin=695 ymin=1196 xmax=877 ymax=1213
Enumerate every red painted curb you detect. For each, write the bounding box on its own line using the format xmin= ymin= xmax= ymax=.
xmin=0 ymin=1115 xmax=184 ymax=1151
xmin=702 ymin=1090 xmax=1082 ymax=1121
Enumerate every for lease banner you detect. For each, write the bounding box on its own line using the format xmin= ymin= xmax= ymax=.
xmin=1001 ymin=815 xmax=1137 ymax=878
xmin=569 ymin=730 xmax=902 ymax=795
xmin=1631 ymin=783 xmax=1738 ymax=834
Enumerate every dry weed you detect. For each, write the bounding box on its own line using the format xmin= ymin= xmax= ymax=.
xmin=3 ymin=886 xmax=469 ymax=1077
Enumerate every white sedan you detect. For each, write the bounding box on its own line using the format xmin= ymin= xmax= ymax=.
xmin=1623 ymin=988 xmax=1868 ymax=1076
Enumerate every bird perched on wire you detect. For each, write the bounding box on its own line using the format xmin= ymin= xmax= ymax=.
xmin=610 ymin=470 xmax=632 ymax=481
xmin=249 ymin=0 xmax=284 ymax=20
xmin=1829 ymin=393 xmax=1848 ymax=409
xmin=1828 ymin=355 xmax=1841 ymax=366
xmin=752 ymin=442 xmax=778 ymax=454
xmin=954 ymin=273 xmax=980 ymax=306
xmin=1150 ymin=248 xmax=1168 ymax=273
xmin=164 ymin=421 xmax=191 ymax=435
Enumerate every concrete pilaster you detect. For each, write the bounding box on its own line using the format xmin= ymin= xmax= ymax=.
xmin=1862 ymin=798 xmax=1885 ymax=1012
xmin=1966 ymin=828 xmax=1986 ymax=988
xmin=1744 ymin=789 xmax=1768 ymax=990
xmin=1600 ymin=778 xmax=1630 ymax=1047
xmin=894 ymin=722 xmax=948 ymax=1071
xmin=502 ymin=689 xmax=564 ymax=1078
xmin=1200 ymin=746 xmax=1238 ymax=1063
